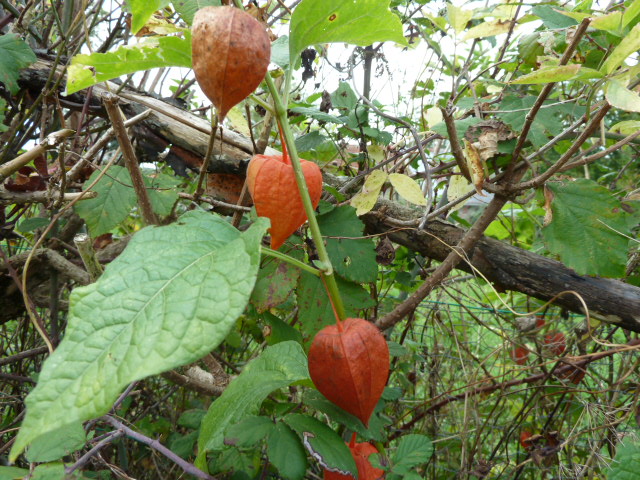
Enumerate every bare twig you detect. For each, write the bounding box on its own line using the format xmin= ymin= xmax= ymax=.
xmin=102 ymin=93 xmax=159 ymax=226
xmin=440 ymin=106 xmax=472 ymax=182
xmin=74 ymin=233 xmax=104 ymax=282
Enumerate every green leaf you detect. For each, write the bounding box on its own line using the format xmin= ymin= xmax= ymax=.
xmin=263 ymin=312 xmax=304 ymax=346
xmin=9 ymin=212 xmax=268 ymax=461
xmin=0 ymin=466 xmax=29 ymax=479
xmin=605 ymin=79 xmax=640 ymax=113
xmin=65 ymin=35 xmax=191 ymax=95
xmin=590 ymin=11 xmax=624 ymax=35
xmin=331 ymin=82 xmax=359 ymax=111
xmin=290 ymin=107 xmax=344 ymax=124
xmin=74 ymin=166 xmax=137 ymax=237
xmin=531 ymin=6 xmax=578 ymax=29
xmin=610 ymin=120 xmax=640 ymax=135
xmin=30 ymin=463 xmax=67 ymax=480
xmin=224 ymin=416 xmax=275 ymax=448
xmin=623 ymin=0 xmax=640 ymax=28
xmin=251 ymin=260 xmax=300 ymax=313
xmin=177 ymin=409 xmax=207 ymax=429
xmin=297 ymin=272 xmax=375 ymax=338
xmin=388 ymin=173 xmax=427 ymax=206
xmin=144 ymin=170 xmax=180 ymax=218
xmin=296 ymin=131 xmax=329 ymax=152
xmin=168 ymin=430 xmax=198 ymax=459
xmin=284 ymin=414 xmax=357 ymax=477
xmin=542 ymin=179 xmax=635 ymax=277
xmin=510 ymin=64 xmax=581 ymax=84
xmin=350 ymin=170 xmax=388 ymax=216
xmin=271 ymin=35 xmax=291 ymax=68
xmin=196 ymin=342 xmax=309 ymax=459
xmin=0 ymin=34 xmax=37 ymax=95
xmin=26 ymin=422 xmax=86 ymax=463
xmin=172 ymin=0 xmax=221 ymax=25
xmin=447 ymin=4 xmax=473 ymax=34
xmin=391 ymin=434 xmax=434 ymax=475
xmin=601 ymin=23 xmax=640 ymax=74
xmin=317 ymin=205 xmax=378 ymax=283
xmin=431 ymin=117 xmax=483 ymax=139
xmin=608 ymin=439 xmax=640 ymax=480
xmin=0 ymin=98 xmax=8 ymax=133
xmin=126 ymin=0 xmax=170 ymax=34
xmin=267 ymin=423 xmax=308 ymax=480
xmin=289 ymin=0 xmax=408 ymax=60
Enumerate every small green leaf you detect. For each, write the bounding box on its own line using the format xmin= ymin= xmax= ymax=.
xmin=331 ymin=82 xmax=359 ymax=111
xmin=172 ymin=0 xmax=221 ymax=25
xmin=391 ymin=434 xmax=434 ymax=475
xmin=0 ymin=466 xmax=29 ymax=479
xmin=388 ymin=173 xmax=427 ymax=207
xmin=0 ymin=98 xmax=8 ymax=133
xmin=10 ymin=213 xmax=268 ymax=462
xmin=65 ymin=35 xmax=191 ymax=95
xmin=30 ymin=462 xmax=67 ymax=480
xmin=284 ymin=414 xmax=357 ymax=477
xmin=297 ymin=272 xmax=375 ymax=338
xmin=126 ymin=0 xmax=170 ymax=34
xmin=74 ymin=166 xmax=137 ymax=237
xmin=447 ymin=3 xmax=473 ymax=34
xmin=542 ymin=179 xmax=636 ymax=277
xmin=510 ymin=64 xmax=581 ymax=84
xmin=623 ymin=0 xmax=640 ymax=27
xmin=290 ymin=107 xmax=344 ymax=124
xmin=225 ymin=416 xmax=275 ymax=448
xmin=197 ymin=342 xmax=309 ymax=459
xmin=350 ymin=170 xmax=388 ymax=216
xmin=318 ymin=205 xmax=378 ymax=283
xmin=463 ymin=19 xmax=513 ymax=40
xmin=605 ymin=79 xmax=640 ymax=113
xmin=144 ymin=170 xmax=180 ymax=217
xmin=608 ymin=439 xmax=640 ymax=480
xmin=289 ymin=0 xmax=408 ymax=60
xmin=0 ymin=34 xmax=37 ymax=95
xmin=296 ymin=131 xmax=329 ymax=152
xmin=263 ymin=313 xmax=304 ymax=346
xmin=531 ymin=6 xmax=578 ymax=29
xmin=250 ymin=260 xmax=300 ymax=312
xmin=610 ymin=120 xmax=640 ymax=135
xmin=271 ymin=35 xmax=291 ymax=68
xmin=601 ymin=23 xmax=640 ymax=74
xmin=267 ymin=423 xmax=308 ymax=480
xmin=26 ymin=422 xmax=86 ymax=463
xmin=177 ymin=409 xmax=207 ymax=429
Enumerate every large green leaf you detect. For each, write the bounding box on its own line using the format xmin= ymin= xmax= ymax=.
xmin=74 ymin=166 xmax=136 ymax=237
xmin=9 ymin=212 xmax=268 ymax=461
xmin=284 ymin=414 xmax=357 ymax=477
xmin=318 ymin=205 xmax=378 ymax=283
xmin=25 ymin=422 xmax=86 ymax=463
xmin=172 ymin=0 xmax=221 ymax=25
xmin=224 ymin=416 xmax=275 ymax=448
xmin=601 ymin=23 xmax=640 ymax=74
xmin=0 ymin=34 xmax=36 ymax=95
xmin=289 ymin=0 xmax=408 ymax=60
xmin=196 ymin=342 xmax=309 ymax=462
xmin=391 ymin=434 xmax=434 ymax=475
xmin=542 ymin=179 xmax=636 ymax=277
xmin=65 ymin=35 xmax=191 ymax=95
xmin=267 ymin=422 xmax=308 ymax=480
xmin=250 ymin=259 xmax=300 ymax=313
xmin=608 ymin=439 xmax=640 ymax=480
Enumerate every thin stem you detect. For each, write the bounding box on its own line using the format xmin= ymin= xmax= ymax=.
xmin=262 ymin=247 xmax=321 ymax=277
xmin=264 ymin=73 xmax=347 ymax=322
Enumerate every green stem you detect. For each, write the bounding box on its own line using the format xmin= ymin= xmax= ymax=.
xmin=262 ymin=247 xmax=321 ymax=277
xmin=264 ymin=73 xmax=347 ymax=322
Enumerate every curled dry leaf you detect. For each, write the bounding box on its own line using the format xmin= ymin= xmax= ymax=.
xmin=308 ymin=318 xmax=390 ymax=426
xmin=324 ymin=441 xmax=384 ymax=480
xmin=192 ymin=6 xmax=271 ymax=119
xmin=511 ymin=346 xmax=529 ymax=365
xmin=246 ymin=153 xmax=322 ymax=249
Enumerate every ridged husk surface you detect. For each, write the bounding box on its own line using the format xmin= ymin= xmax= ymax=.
xmin=192 ymin=6 xmax=270 ymax=119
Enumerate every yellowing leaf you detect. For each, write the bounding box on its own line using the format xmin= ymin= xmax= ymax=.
xmin=423 ymin=107 xmax=443 ymax=128
xmin=590 ymin=11 xmax=623 ymax=35
xmin=610 ymin=120 xmax=640 ymax=135
xmin=601 ymin=23 xmax=640 ymax=74
xmin=463 ymin=140 xmax=486 ymax=195
xmin=368 ymin=144 xmax=385 ymax=164
xmin=605 ymin=79 xmax=640 ymax=113
xmin=447 ymin=4 xmax=473 ymax=34
xmin=510 ymin=64 xmax=581 ymax=84
xmin=226 ymin=106 xmax=252 ymax=138
xmin=447 ymin=173 xmax=474 ymax=214
xmin=388 ymin=173 xmax=427 ymax=206
xmin=463 ymin=20 xmax=514 ymax=40
xmin=350 ymin=170 xmax=388 ymax=216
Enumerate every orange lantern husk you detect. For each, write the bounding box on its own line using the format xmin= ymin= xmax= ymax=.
xmin=246 ymin=153 xmax=322 ymax=249
xmin=308 ymin=318 xmax=390 ymax=427
xmin=324 ymin=438 xmax=384 ymax=480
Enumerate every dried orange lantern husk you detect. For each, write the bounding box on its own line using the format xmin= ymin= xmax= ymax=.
xmin=246 ymin=153 xmax=322 ymax=249
xmin=192 ymin=6 xmax=271 ymax=119
xmin=308 ymin=318 xmax=390 ymax=426
xmin=324 ymin=440 xmax=384 ymax=480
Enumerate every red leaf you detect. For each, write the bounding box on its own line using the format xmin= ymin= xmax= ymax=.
xmin=324 ymin=441 xmax=384 ymax=480
xmin=192 ymin=6 xmax=271 ymax=120
xmin=511 ymin=346 xmax=529 ymax=365
xmin=247 ymin=154 xmax=322 ymax=249
xmin=308 ymin=318 xmax=390 ymax=426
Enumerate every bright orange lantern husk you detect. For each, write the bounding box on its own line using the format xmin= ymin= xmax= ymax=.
xmin=308 ymin=318 xmax=390 ymax=427
xmin=246 ymin=153 xmax=322 ymax=249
